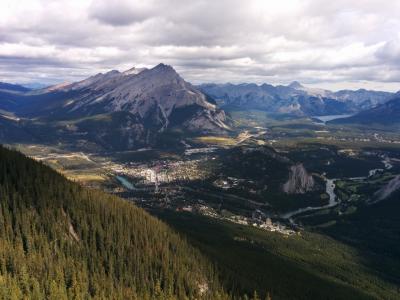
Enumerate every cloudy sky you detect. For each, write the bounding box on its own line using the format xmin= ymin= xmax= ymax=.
xmin=1 ymin=0 xmax=400 ymax=91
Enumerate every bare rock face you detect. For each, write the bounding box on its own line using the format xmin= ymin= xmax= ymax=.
xmin=53 ymin=63 xmax=229 ymax=134
xmin=13 ymin=63 xmax=230 ymax=150
xmin=373 ymin=175 xmax=400 ymax=203
xmin=283 ymin=163 xmax=315 ymax=194
xmin=182 ymin=109 xmax=229 ymax=133
xmin=198 ymin=82 xmax=394 ymax=116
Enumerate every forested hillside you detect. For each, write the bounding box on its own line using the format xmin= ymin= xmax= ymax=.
xmin=0 ymin=146 xmax=238 ymax=299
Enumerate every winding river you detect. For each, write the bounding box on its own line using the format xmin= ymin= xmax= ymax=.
xmin=281 ymin=178 xmax=338 ymax=219
xmin=281 ymin=156 xmax=393 ymax=219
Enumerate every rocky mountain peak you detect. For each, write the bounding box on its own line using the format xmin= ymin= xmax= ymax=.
xmin=123 ymin=67 xmax=147 ymax=76
xmin=288 ymin=81 xmax=304 ymax=89
xmin=52 ymin=63 xmax=228 ymax=139
xmin=153 ymin=63 xmax=176 ymax=73
xmin=0 ymin=63 xmax=230 ymax=150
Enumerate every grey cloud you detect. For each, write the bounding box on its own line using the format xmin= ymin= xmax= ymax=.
xmin=89 ymin=0 xmax=156 ymax=26
xmin=1 ymin=0 xmax=400 ymax=91
xmin=375 ymin=39 xmax=400 ymax=63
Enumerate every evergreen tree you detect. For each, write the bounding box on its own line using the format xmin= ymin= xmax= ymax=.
xmin=0 ymin=146 xmax=241 ymax=299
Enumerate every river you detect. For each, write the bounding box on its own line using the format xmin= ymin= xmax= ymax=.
xmin=281 ymin=156 xmax=393 ymax=219
xmin=116 ymin=175 xmax=135 ymax=190
xmin=281 ymin=178 xmax=338 ymax=219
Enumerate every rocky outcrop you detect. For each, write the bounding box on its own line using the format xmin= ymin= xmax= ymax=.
xmin=283 ymin=164 xmax=315 ymax=194
xmin=372 ymin=175 xmax=400 ymax=203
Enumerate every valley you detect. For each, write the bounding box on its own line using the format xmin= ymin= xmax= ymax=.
xmin=9 ymin=111 xmax=400 ymax=235
xmin=3 ymin=2 xmax=400 ymax=299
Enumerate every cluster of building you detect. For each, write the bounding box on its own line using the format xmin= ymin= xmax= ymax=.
xmin=178 ymin=204 xmax=296 ymax=236
xmin=184 ymin=147 xmax=217 ymax=156
xmin=107 ymin=158 xmax=211 ymax=188
xmin=317 ymin=135 xmax=400 ymax=145
xmin=373 ymin=133 xmax=400 ymax=144
xmin=106 ymin=153 xmax=297 ymax=236
xmin=213 ymin=177 xmax=243 ymax=190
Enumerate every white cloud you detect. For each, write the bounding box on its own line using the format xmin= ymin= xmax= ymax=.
xmin=0 ymin=0 xmax=399 ymax=91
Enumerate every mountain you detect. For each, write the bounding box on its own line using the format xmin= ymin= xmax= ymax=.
xmin=331 ymin=89 xmax=393 ymax=110
xmin=0 ymin=113 xmax=38 ymax=143
xmin=0 ymin=145 xmax=238 ymax=299
xmin=20 ymin=64 xmax=227 ymax=129
xmin=0 ymin=82 xmax=32 ymax=111
xmin=330 ymin=96 xmax=400 ymax=126
xmin=287 ymin=81 xmax=304 ymax=89
xmin=198 ymin=82 xmax=394 ymax=116
xmin=0 ymin=82 xmax=31 ymax=93
xmin=20 ymin=82 xmax=49 ymax=90
xmin=19 ymin=63 xmax=228 ymax=131
xmin=0 ymin=64 xmax=229 ymax=150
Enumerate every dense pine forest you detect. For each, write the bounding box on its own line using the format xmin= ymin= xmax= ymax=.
xmin=0 ymin=146 xmax=262 ymax=299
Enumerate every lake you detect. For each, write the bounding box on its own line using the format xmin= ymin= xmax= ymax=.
xmin=312 ymin=114 xmax=354 ymax=123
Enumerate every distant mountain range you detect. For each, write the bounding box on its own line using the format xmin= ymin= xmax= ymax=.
xmin=0 ymin=82 xmax=31 ymax=93
xmin=0 ymin=64 xmax=229 ymax=150
xmin=198 ymin=82 xmax=395 ymax=116
xmin=330 ymin=95 xmax=400 ymax=126
xmin=0 ymin=82 xmax=32 ymax=112
xmin=1 ymin=65 xmax=399 ymax=150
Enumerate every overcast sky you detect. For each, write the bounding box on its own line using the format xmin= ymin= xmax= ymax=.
xmin=1 ymin=0 xmax=400 ymax=91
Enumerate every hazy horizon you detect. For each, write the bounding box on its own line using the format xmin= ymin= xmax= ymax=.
xmin=7 ymin=63 xmax=399 ymax=93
